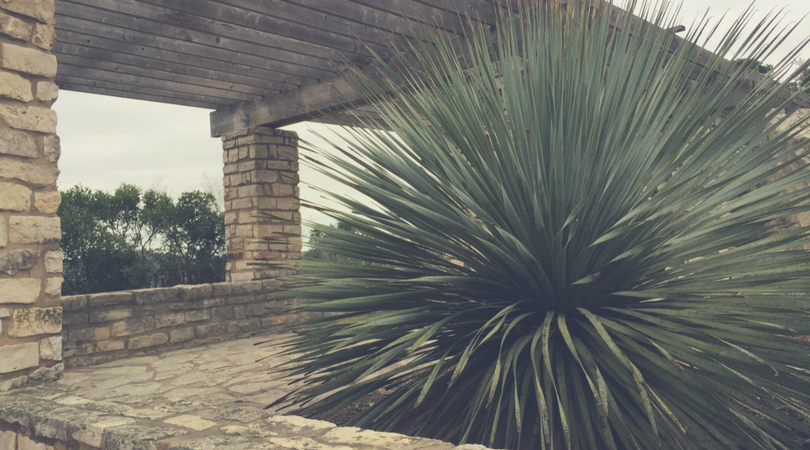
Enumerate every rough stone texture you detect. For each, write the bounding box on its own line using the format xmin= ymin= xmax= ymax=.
xmin=0 ymin=159 xmax=58 ymax=185
xmin=0 ymin=10 xmax=31 ymax=41
xmin=0 ymin=69 xmax=32 ymax=101
xmin=31 ymin=23 xmax=54 ymax=50
xmin=0 ymin=430 xmax=16 ymax=450
xmin=44 ymin=276 xmax=60 ymax=297
xmin=0 ymin=249 xmax=38 ymax=275
xmin=16 ymin=435 xmax=47 ymax=450
xmin=39 ymin=335 xmax=61 ymax=361
xmin=42 ymin=135 xmax=58 ymax=162
xmin=7 ymin=216 xmax=60 ymax=244
xmin=0 ymin=342 xmax=38 ymax=374
xmin=128 ymin=333 xmax=169 ymax=350
xmin=0 ymin=103 xmax=57 ymax=133
xmin=111 ymin=317 xmax=154 ymax=337
xmin=7 ymin=306 xmax=61 ymax=337
xmin=43 ymin=250 xmax=61 ymax=273
xmin=0 ymin=0 xmax=55 ymax=23
xmin=33 ymin=190 xmax=60 ymax=213
xmin=0 ymin=182 xmax=31 ymax=211
xmin=0 ymin=218 xmax=5 ymax=247
xmin=0 ymin=129 xmax=37 ymax=158
xmin=223 ymin=128 xmax=301 ymax=282
xmin=0 ymin=278 xmax=40 ymax=304
xmin=0 ymin=43 xmax=57 ymax=77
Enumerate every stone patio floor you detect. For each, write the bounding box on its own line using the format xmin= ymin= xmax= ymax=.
xmin=0 ymin=333 xmax=488 ymax=450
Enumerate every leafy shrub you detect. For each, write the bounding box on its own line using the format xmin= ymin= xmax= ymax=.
xmin=274 ymin=2 xmax=810 ymax=449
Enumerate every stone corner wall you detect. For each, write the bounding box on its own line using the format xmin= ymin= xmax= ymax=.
xmin=0 ymin=0 xmax=64 ymax=392
xmin=60 ymin=281 xmax=315 ymax=368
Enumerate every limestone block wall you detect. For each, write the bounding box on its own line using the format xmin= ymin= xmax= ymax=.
xmin=0 ymin=0 xmax=63 ymax=392
xmin=60 ymin=281 xmax=316 ymax=368
xmin=222 ymin=127 xmax=301 ymax=282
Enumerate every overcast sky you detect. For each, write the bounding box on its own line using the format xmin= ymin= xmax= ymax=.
xmin=52 ymin=0 xmax=810 ymax=227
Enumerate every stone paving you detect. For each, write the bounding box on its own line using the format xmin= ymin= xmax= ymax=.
xmin=0 ymin=333 xmax=490 ymax=450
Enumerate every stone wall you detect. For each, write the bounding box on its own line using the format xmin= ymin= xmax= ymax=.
xmin=221 ymin=127 xmax=301 ymax=282
xmin=61 ymin=281 xmax=313 ymax=368
xmin=0 ymin=0 xmax=63 ymax=391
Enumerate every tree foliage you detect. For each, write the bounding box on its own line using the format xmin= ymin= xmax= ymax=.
xmin=59 ymin=184 xmax=225 ymax=295
xmin=271 ymin=2 xmax=810 ymax=449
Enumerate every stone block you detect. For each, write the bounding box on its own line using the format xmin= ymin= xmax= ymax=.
xmin=89 ymin=309 xmax=133 ymax=323
xmin=67 ymin=326 xmax=109 ymax=344
xmin=231 ymin=280 xmax=264 ymax=295
xmin=154 ymin=311 xmax=184 ymax=328
xmin=211 ymin=282 xmax=232 ymax=296
xmin=8 ymin=306 xmax=61 ymax=337
xmin=0 ymin=69 xmax=32 ymax=101
xmin=111 ymin=316 xmax=154 ymax=337
xmin=0 ymin=374 xmax=27 ymax=392
xmin=8 ymin=216 xmax=60 ymax=244
xmin=0 ymin=103 xmax=57 ymax=133
xmin=201 ymin=298 xmax=223 ymax=308
xmin=0 ymin=43 xmax=57 ymax=76
xmin=39 ymin=335 xmax=61 ymax=361
xmin=31 ymin=23 xmax=55 ymax=50
xmin=0 ymin=277 xmax=40 ymax=304
xmin=169 ymin=327 xmax=194 ymax=343
xmin=0 ymin=129 xmax=38 ymax=158
xmin=43 ymin=135 xmax=59 ymax=162
xmin=194 ymin=322 xmax=227 ymax=338
xmin=0 ymin=184 xmax=32 ymax=217
xmin=0 ymin=249 xmax=38 ymax=275
xmin=225 ymin=295 xmax=257 ymax=305
xmin=178 ymin=283 xmax=212 ymax=300
xmin=0 ymin=430 xmax=16 ymax=450
xmin=87 ymin=291 xmax=132 ymax=306
xmin=133 ymin=287 xmax=181 ymax=304
xmin=228 ymin=318 xmax=261 ymax=335
xmin=0 ymin=308 xmax=8 ymax=317
xmin=211 ymin=306 xmax=234 ymax=320
xmin=276 ymin=197 xmax=300 ymax=211
xmin=44 ymin=250 xmax=61 ymax=273
xmin=233 ymin=304 xmax=247 ymax=319
xmin=62 ymin=312 xmax=87 ymax=326
xmin=97 ymin=340 xmax=125 ymax=352
xmin=0 ymin=0 xmax=55 ymax=23
xmin=185 ymin=309 xmax=210 ymax=322
xmin=44 ymin=276 xmax=61 ymax=297
xmin=60 ymin=294 xmax=86 ymax=311
xmin=73 ymin=416 xmax=136 ymax=448
xmin=0 ymin=341 xmax=38 ymax=373
xmin=16 ymin=435 xmax=47 ymax=450
xmin=0 ymin=10 xmax=31 ymax=40
xmin=34 ymin=190 xmax=60 ymax=213
xmin=127 ymin=332 xmax=168 ymax=349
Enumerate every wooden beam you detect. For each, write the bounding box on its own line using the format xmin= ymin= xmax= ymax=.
xmin=57 ymin=78 xmax=224 ymax=109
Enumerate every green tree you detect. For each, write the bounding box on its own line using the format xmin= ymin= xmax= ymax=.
xmin=273 ymin=2 xmax=810 ymax=449
xmin=59 ymin=184 xmax=225 ymax=294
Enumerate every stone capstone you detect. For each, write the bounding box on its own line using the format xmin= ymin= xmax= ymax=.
xmin=8 ymin=306 xmax=62 ymax=337
xmin=0 ymin=277 xmax=40 ymax=304
xmin=0 ymin=43 xmax=57 ymax=77
xmin=0 ymin=128 xmax=38 ymax=158
xmin=0 ymin=103 xmax=57 ymax=134
xmin=8 ymin=216 xmax=60 ymax=244
xmin=0 ymin=69 xmax=32 ymax=102
xmin=0 ymin=341 xmax=39 ymax=373
xmin=39 ymin=335 xmax=62 ymax=360
xmin=0 ymin=249 xmax=38 ymax=275
xmin=0 ymin=182 xmax=31 ymax=211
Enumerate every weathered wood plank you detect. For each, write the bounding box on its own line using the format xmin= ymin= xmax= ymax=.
xmin=57 ymin=79 xmax=223 ymax=109
xmin=56 ymin=53 xmax=277 ymax=97
xmin=56 ymin=7 xmax=334 ymax=83
xmin=57 ymin=64 xmax=256 ymax=103
xmin=54 ymin=41 xmax=287 ymax=93
xmin=55 ymin=29 xmax=299 ymax=91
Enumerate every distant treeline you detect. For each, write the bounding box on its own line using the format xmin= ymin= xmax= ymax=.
xmin=59 ymin=184 xmax=225 ymax=295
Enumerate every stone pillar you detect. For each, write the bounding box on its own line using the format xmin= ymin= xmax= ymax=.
xmin=222 ymin=127 xmax=301 ymax=282
xmin=0 ymin=0 xmax=64 ymax=391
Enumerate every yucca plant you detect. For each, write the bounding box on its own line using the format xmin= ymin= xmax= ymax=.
xmin=270 ymin=1 xmax=810 ymax=448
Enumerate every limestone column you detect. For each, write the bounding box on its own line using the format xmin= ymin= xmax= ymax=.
xmin=0 ymin=0 xmax=64 ymax=391
xmin=221 ymin=127 xmax=302 ymax=282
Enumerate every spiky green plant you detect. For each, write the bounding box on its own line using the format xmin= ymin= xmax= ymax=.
xmin=271 ymin=1 xmax=810 ymax=449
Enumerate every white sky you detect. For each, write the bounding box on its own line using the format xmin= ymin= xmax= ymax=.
xmin=52 ymin=0 xmax=810 ymax=227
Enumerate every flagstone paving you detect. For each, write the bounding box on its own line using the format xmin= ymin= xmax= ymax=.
xmin=0 ymin=333 xmax=490 ymax=450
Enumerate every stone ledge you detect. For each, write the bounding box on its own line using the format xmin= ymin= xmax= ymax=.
xmin=0 ymin=389 xmax=493 ymax=450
